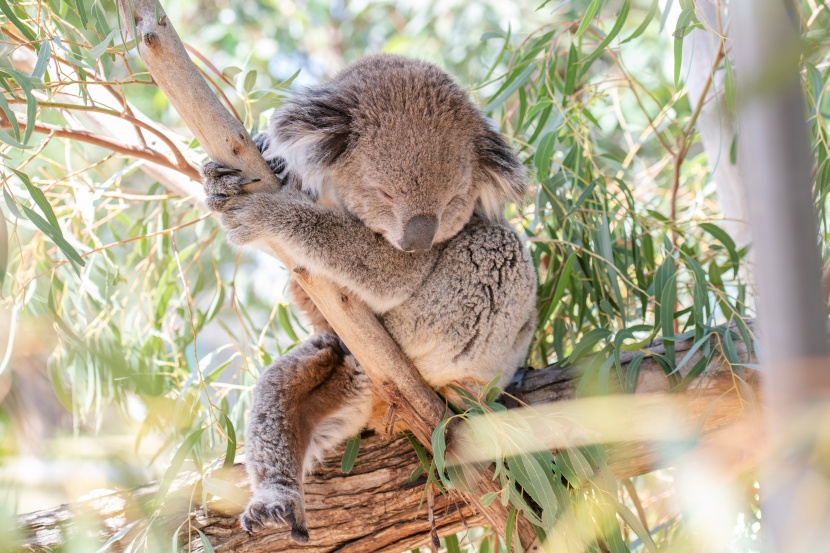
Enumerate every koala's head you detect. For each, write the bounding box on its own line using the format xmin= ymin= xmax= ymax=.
xmin=269 ymin=55 xmax=526 ymax=253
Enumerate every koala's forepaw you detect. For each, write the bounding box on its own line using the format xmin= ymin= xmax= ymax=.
xmin=200 ymin=160 xmax=261 ymax=198
xmin=240 ymin=485 xmax=309 ymax=543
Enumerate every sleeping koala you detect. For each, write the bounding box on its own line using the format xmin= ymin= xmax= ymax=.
xmin=200 ymin=54 xmax=537 ymax=542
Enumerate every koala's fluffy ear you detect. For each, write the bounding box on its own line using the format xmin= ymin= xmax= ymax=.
xmin=267 ymin=86 xmax=355 ymax=175
xmin=476 ymin=122 xmax=527 ymax=220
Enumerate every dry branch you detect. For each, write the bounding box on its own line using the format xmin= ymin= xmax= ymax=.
xmin=113 ymin=0 xmax=529 ymax=545
xmin=16 ymin=329 xmax=761 ymax=552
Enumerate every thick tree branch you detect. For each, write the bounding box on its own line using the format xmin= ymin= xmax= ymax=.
xmin=16 ymin=328 xmax=760 ymax=552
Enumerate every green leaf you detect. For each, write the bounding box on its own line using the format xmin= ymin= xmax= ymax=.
xmin=154 ymin=427 xmax=206 ymax=507
xmin=197 ymin=530 xmax=216 ymax=553
xmin=71 ymin=0 xmax=88 ymax=28
xmin=699 ymin=222 xmax=740 ymax=274
xmin=243 ymin=70 xmax=257 ymax=92
xmin=724 ymin=56 xmax=737 ymax=114
xmin=4 ymin=68 xmax=37 ymax=145
xmin=277 ymin=303 xmax=299 ymax=342
xmin=623 ymin=0 xmax=658 ymax=43
xmin=20 ymin=205 xmax=85 ymax=270
xmin=11 ymin=167 xmax=61 ymax=231
xmin=0 ymin=94 xmax=20 ymax=142
xmin=575 ymin=0 xmax=601 ymax=38
xmin=444 ymin=534 xmax=462 ymax=553
xmin=660 ymin=270 xmax=678 ymax=364
xmin=89 ymin=30 xmax=120 ymax=60
xmin=673 ymin=8 xmax=696 ymax=87
xmin=32 ymin=40 xmax=52 ymax=80
xmin=341 ymin=434 xmax=360 ymax=473
xmin=485 ymin=62 xmax=535 ymax=112
xmin=218 ymin=411 xmax=237 ymax=469
xmin=580 ymin=0 xmax=630 ymax=76
xmin=0 ymin=0 xmax=37 ymax=41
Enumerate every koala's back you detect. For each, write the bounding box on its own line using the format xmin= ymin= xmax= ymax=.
xmin=382 ymin=216 xmax=536 ymax=391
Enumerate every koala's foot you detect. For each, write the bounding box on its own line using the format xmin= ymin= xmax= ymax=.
xmin=240 ymin=485 xmax=309 ymax=543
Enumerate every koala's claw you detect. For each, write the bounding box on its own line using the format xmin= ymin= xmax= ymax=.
xmin=200 ymin=160 xmax=261 ymax=198
xmin=240 ymin=486 xmax=309 ymax=543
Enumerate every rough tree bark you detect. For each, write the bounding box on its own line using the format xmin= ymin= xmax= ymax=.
xmin=17 ymin=330 xmax=760 ymax=552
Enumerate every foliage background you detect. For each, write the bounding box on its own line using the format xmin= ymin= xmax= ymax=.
xmin=0 ymin=0 xmax=828 ymax=551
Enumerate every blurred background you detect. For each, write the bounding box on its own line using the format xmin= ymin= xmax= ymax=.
xmin=0 ymin=0 xmax=829 ymax=551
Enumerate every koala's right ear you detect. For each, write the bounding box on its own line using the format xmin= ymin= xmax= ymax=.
xmin=267 ymin=86 xmax=355 ymax=175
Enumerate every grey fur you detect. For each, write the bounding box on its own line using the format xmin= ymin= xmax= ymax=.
xmin=200 ymin=54 xmax=537 ymax=541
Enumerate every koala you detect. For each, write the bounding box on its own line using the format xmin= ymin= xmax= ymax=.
xmin=200 ymin=54 xmax=537 ymax=543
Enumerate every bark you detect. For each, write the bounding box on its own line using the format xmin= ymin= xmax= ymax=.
xmin=17 ymin=328 xmax=761 ymax=552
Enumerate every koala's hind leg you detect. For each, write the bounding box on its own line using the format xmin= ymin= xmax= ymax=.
xmin=242 ymin=333 xmax=371 ymax=542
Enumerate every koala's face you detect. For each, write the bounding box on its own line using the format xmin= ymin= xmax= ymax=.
xmin=270 ymin=55 xmax=528 ymax=253
xmin=333 ymin=128 xmax=478 ymax=253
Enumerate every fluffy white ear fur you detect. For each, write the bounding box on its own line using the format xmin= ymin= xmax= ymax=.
xmin=477 ymin=165 xmax=527 ymax=220
xmin=264 ymin=133 xmax=330 ymax=199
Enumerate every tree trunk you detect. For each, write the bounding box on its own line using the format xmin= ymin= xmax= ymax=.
xmin=16 ymin=328 xmax=760 ymax=552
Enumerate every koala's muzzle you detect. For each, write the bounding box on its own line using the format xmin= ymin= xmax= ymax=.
xmin=400 ymin=215 xmax=438 ymax=252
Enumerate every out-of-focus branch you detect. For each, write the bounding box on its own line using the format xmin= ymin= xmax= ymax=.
xmin=1 ymin=113 xmax=200 ymax=181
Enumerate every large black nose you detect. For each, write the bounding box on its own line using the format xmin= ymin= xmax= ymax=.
xmin=400 ymin=215 xmax=438 ymax=252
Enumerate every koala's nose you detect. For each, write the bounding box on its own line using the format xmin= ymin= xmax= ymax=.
xmin=400 ymin=215 xmax=438 ymax=252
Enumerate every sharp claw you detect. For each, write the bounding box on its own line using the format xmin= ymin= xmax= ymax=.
xmin=268 ymin=508 xmax=285 ymax=525
xmin=218 ymin=167 xmax=242 ymax=176
xmin=241 ymin=178 xmax=261 ymax=185
xmin=240 ymin=515 xmax=254 ymax=534
xmin=250 ymin=510 xmax=265 ymax=527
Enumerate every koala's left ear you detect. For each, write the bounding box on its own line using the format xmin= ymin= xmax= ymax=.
xmin=476 ymin=123 xmax=527 ymax=220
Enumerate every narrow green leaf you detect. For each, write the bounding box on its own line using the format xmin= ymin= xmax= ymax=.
xmin=197 ymin=530 xmax=216 ymax=553
xmin=243 ymin=70 xmax=257 ymax=92
xmin=155 ymin=427 xmax=206 ymax=507
xmin=724 ymin=56 xmax=737 ymax=114
xmin=485 ymin=62 xmax=535 ymax=112
xmin=218 ymin=411 xmax=237 ymax=469
xmin=575 ymin=0 xmax=601 ymax=38
xmin=580 ymin=0 xmax=630 ymax=75
xmin=32 ymin=40 xmax=52 ymax=80
xmin=623 ymin=0 xmax=658 ymax=43
xmin=89 ymin=30 xmax=120 ymax=60
xmin=341 ymin=434 xmax=360 ymax=473
xmin=11 ymin=167 xmax=61 ymax=231
xmin=71 ymin=0 xmax=89 ymax=28
xmin=444 ymin=534 xmax=462 ymax=553
xmin=660 ymin=271 xmax=677 ymax=363
xmin=277 ymin=303 xmax=299 ymax=342
xmin=0 ymin=94 xmax=20 ymax=141
xmin=0 ymin=0 xmax=37 ymax=41
xmin=20 ymin=205 xmax=85 ymax=269
xmin=699 ymin=222 xmax=740 ymax=274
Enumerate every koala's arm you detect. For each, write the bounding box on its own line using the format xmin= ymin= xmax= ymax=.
xmin=242 ymin=195 xmax=438 ymax=310
xmin=201 ymin=163 xmax=439 ymax=311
